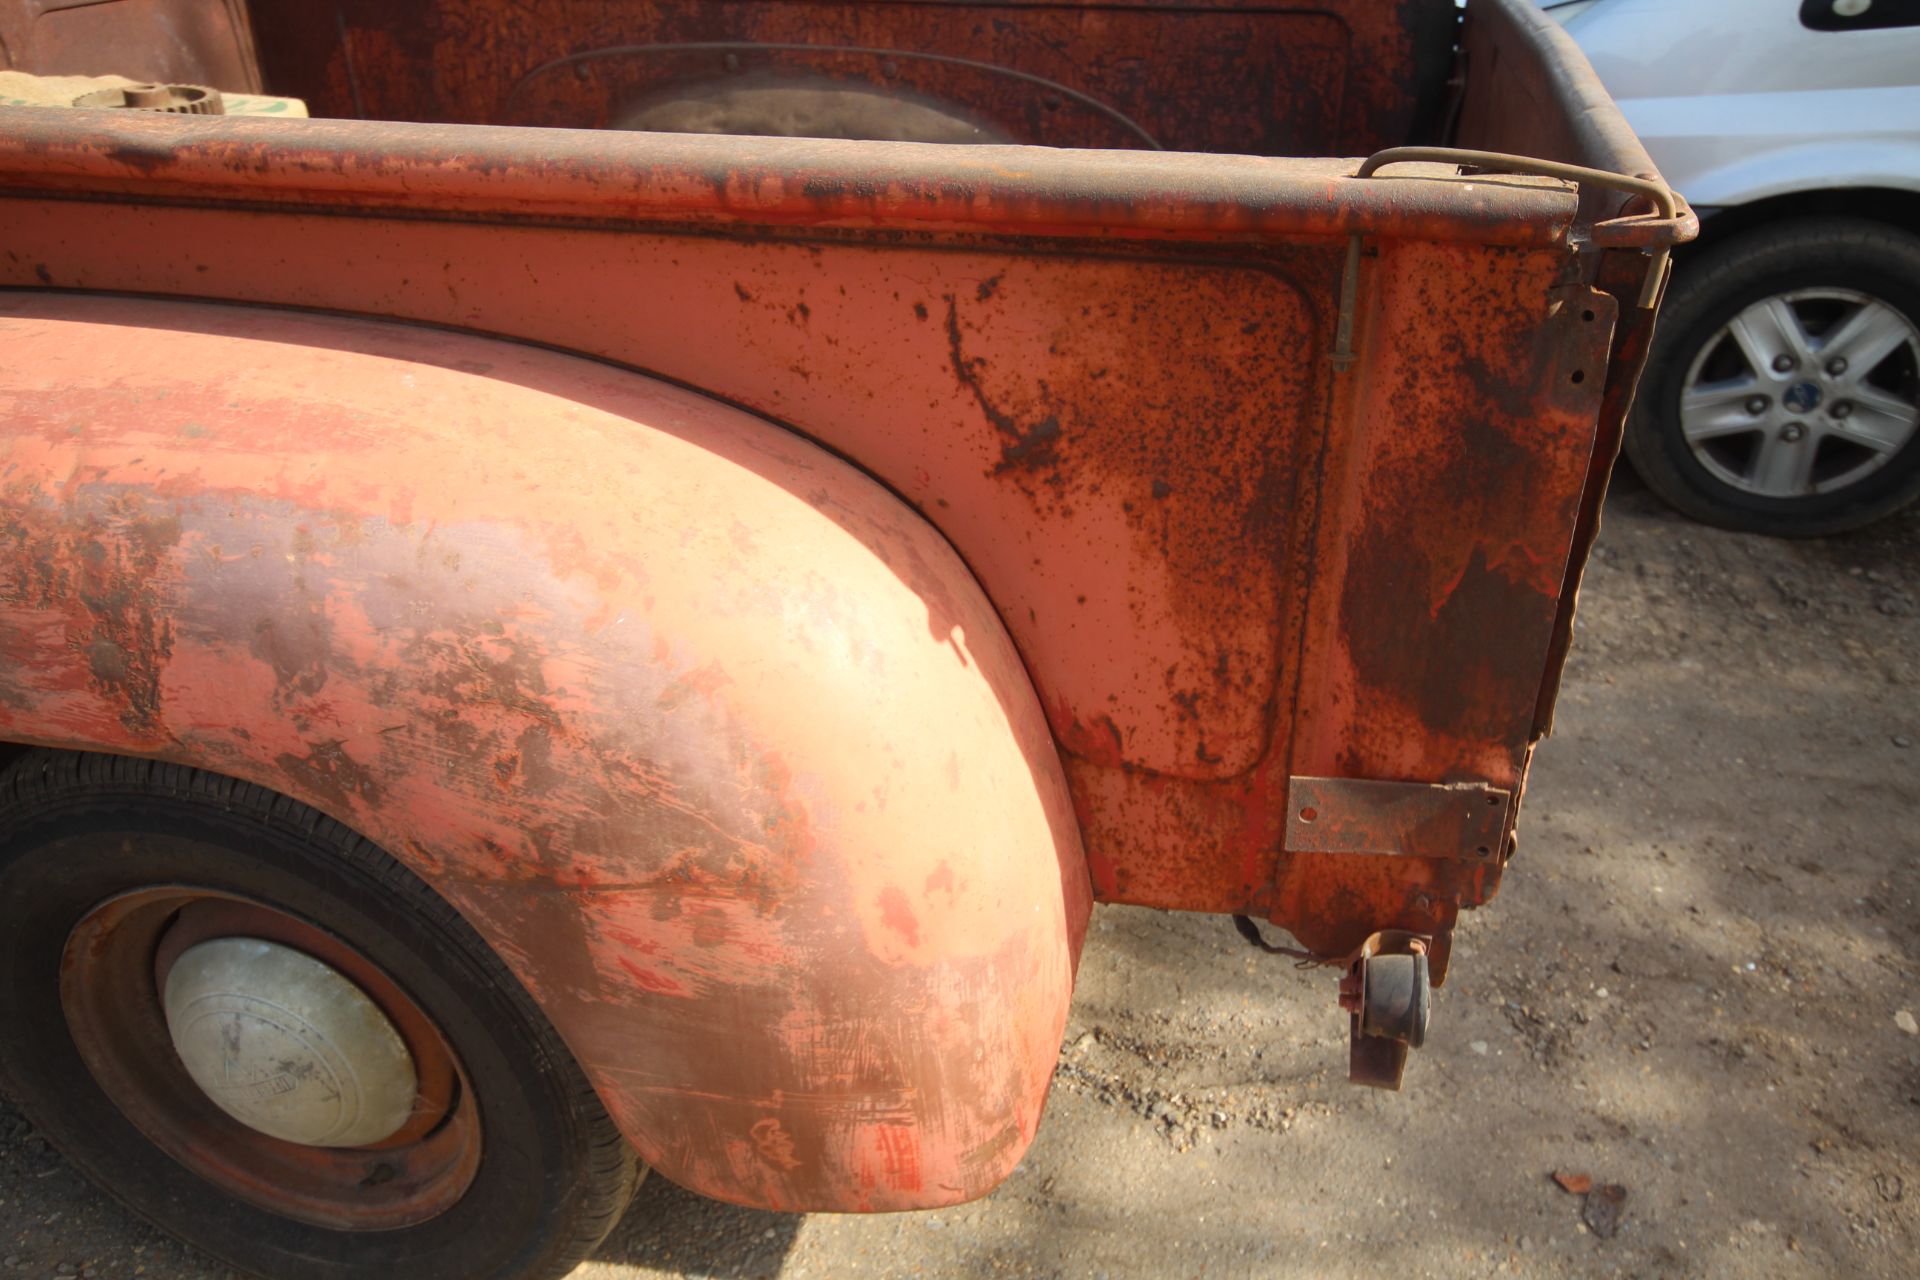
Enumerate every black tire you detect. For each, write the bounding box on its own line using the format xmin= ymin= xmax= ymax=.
xmin=0 ymin=750 xmax=641 ymax=1280
xmin=1624 ymin=217 xmax=1920 ymax=536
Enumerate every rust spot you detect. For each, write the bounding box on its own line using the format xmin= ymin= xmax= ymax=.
xmin=750 ymin=1118 xmax=803 ymax=1172
xmin=410 ymin=628 xmax=560 ymax=727
xmin=876 ymin=1124 xmax=922 ymax=1192
xmin=877 ymin=886 xmax=920 ymax=948
xmin=5 ymin=499 xmax=183 ymax=735
xmin=251 ymin=605 xmax=331 ymax=704
xmin=1084 ymin=849 xmax=1119 ymax=898
xmin=1053 ymin=707 xmax=1125 ymax=769
xmin=944 ymin=297 xmax=1064 ymax=477
xmin=690 ymin=907 xmax=731 ymax=947
xmin=1341 ymin=536 xmax=1549 ymax=751
xmin=615 ymin=955 xmax=691 ymax=998
xmin=100 ymin=141 xmax=174 ymax=176
xmin=960 ymin=1123 xmax=1021 ymax=1170
xmin=274 ymin=739 xmax=385 ymax=815
xmin=658 ymin=659 xmax=733 ymax=711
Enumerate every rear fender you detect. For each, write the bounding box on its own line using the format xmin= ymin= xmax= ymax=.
xmin=0 ymin=292 xmax=1090 ymax=1211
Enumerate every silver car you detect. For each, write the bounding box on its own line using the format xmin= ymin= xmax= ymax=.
xmin=1549 ymin=0 xmax=1920 ymax=534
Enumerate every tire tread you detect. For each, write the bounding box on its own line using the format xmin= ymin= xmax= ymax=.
xmin=0 ymin=749 xmax=642 ymax=1280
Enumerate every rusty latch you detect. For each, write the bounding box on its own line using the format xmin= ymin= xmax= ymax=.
xmin=1286 ymin=775 xmax=1512 ymax=863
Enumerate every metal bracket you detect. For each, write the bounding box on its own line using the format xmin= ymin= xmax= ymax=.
xmin=1286 ymin=776 xmax=1512 ymax=863
xmin=1329 ymin=234 xmax=1363 ymax=371
xmin=1354 ymin=146 xmax=1686 ymax=308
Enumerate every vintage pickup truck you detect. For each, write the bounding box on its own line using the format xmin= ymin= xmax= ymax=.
xmin=0 ymin=0 xmax=1691 ymax=1275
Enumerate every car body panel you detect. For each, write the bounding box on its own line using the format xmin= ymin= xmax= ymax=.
xmin=1555 ymin=0 xmax=1920 ymax=205
xmin=0 ymin=292 xmax=1090 ymax=1211
xmin=0 ymin=100 xmax=1669 ymax=941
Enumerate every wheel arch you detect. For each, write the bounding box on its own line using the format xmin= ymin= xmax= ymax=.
xmin=0 ymin=291 xmax=1090 ymax=1211
xmin=1684 ymin=186 xmax=1920 ymax=259
xmin=1663 ymin=138 xmax=1920 ymax=234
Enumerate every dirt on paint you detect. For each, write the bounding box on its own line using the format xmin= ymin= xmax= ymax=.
xmin=3 ymin=478 xmax=1918 ymax=1278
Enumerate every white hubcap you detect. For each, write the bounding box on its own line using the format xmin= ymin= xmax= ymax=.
xmin=163 ymin=937 xmax=417 ymax=1148
xmin=1679 ymin=288 xmax=1920 ymax=498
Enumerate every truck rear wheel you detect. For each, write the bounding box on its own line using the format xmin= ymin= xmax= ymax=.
xmin=0 ymin=750 xmax=641 ymax=1280
xmin=1624 ymin=218 xmax=1920 ymax=536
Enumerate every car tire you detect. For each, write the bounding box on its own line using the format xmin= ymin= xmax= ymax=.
xmin=0 ymin=750 xmax=642 ymax=1280
xmin=1624 ymin=217 xmax=1920 ymax=536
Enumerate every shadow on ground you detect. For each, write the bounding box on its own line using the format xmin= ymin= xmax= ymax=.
xmin=586 ymin=1177 xmax=800 ymax=1279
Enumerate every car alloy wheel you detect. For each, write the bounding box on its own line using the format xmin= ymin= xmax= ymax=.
xmin=1677 ymin=288 xmax=1920 ymax=499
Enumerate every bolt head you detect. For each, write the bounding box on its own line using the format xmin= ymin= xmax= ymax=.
xmin=1783 ymin=422 xmax=1806 ymax=442
xmin=1826 ymin=356 xmax=1848 ymax=377
xmin=1832 ymin=400 xmax=1853 ymax=419
xmin=1771 ymin=354 xmax=1797 ymax=374
xmin=1745 ymin=396 xmax=1769 ymax=415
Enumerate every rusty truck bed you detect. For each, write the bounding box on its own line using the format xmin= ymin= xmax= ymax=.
xmin=0 ymin=0 xmax=1692 ymax=1215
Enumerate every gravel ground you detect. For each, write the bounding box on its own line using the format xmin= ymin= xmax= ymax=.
xmin=3 ymin=475 xmax=1918 ymax=1280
